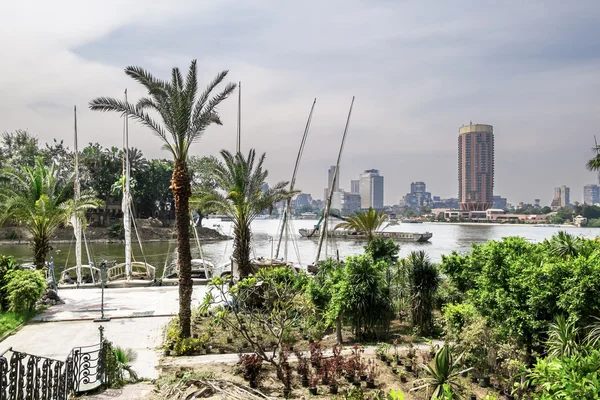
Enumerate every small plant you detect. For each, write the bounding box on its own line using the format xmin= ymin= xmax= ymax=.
xmin=310 ymin=341 xmax=323 ymax=367
xmin=294 ymin=349 xmax=310 ymax=378
xmin=387 ymin=389 xmax=405 ymax=400
xmin=392 ymin=338 xmax=400 ymax=361
xmin=113 ymin=347 xmax=139 ymax=382
xmin=6 ymin=269 xmax=46 ymax=313
xmin=406 ymin=342 xmax=416 ymax=360
xmin=367 ymin=359 xmax=378 ymax=382
xmin=238 ymin=353 xmax=263 ymax=387
xmin=376 ymin=342 xmax=390 ymax=360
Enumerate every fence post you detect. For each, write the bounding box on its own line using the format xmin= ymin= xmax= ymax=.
xmin=97 ymin=326 xmax=105 ymax=387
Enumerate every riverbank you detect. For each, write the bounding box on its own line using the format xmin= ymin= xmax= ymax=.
xmin=0 ymin=224 xmax=230 ymax=245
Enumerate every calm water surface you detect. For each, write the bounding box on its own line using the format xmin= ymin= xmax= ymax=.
xmin=1 ymin=219 xmax=597 ymax=277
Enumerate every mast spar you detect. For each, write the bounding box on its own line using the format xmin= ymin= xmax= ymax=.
xmin=123 ymin=89 xmax=132 ymax=280
xmin=73 ymin=106 xmax=82 ymax=284
xmin=314 ymin=97 xmax=355 ymax=265
xmin=275 ymin=98 xmax=317 ymax=260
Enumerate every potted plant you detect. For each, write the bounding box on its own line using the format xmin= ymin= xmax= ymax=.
xmin=308 ymin=369 xmax=319 ymax=395
xmin=399 ymin=370 xmax=407 ymax=383
xmin=359 ymin=360 xmax=367 ymax=382
xmin=375 ymin=342 xmax=390 ymax=361
xmin=392 ymin=338 xmax=401 ymax=362
xmin=327 ymin=358 xmax=340 ymax=395
xmin=366 ymin=359 xmax=378 ymax=389
xmin=294 ymin=349 xmax=310 ymax=387
xmin=282 ymin=363 xmax=293 ymax=398
xmin=238 ymin=353 xmax=263 ymax=388
xmin=309 ymin=342 xmax=322 ymax=368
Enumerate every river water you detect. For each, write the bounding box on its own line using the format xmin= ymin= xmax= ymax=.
xmin=1 ymin=219 xmax=598 ymax=277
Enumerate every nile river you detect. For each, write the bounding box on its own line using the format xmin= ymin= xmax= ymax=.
xmin=0 ymin=219 xmax=598 ymax=277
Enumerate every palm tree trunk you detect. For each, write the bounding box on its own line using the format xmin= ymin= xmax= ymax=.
xmin=234 ymin=216 xmax=252 ymax=277
xmin=33 ymin=235 xmax=50 ymax=270
xmin=172 ymin=161 xmax=193 ymax=338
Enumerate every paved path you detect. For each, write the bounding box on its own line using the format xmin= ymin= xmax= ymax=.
xmin=1 ymin=286 xmax=212 ymax=379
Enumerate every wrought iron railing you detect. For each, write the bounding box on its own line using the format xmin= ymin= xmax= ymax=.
xmin=0 ymin=326 xmax=114 ymax=400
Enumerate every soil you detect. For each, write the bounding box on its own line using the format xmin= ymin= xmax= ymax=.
xmin=0 ymin=222 xmax=230 ymax=244
xmin=153 ymin=355 xmax=502 ymax=400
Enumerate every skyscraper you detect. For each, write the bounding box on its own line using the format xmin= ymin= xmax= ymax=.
xmin=458 ymin=123 xmax=494 ymax=211
xmin=551 ymin=185 xmax=570 ymax=210
xmin=359 ymin=169 xmax=384 ymax=210
xmin=350 ymin=180 xmax=360 ymax=194
xmin=584 ymin=184 xmax=599 ymax=205
xmin=324 ymin=165 xmax=340 ymax=200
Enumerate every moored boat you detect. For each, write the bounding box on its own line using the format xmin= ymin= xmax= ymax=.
xmin=299 ymin=227 xmax=432 ymax=242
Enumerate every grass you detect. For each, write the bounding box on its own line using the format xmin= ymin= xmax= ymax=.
xmin=0 ymin=311 xmax=36 ymax=337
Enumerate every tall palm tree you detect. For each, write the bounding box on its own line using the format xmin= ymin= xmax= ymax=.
xmin=0 ymin=158 xmax=102 ymax=269
xmin=334 ymin=207 xmax=389 ymax=242
xmin=200 ymin=149 xmax=294 ymax=277
xmin=404 ymin=250 xmax=440 ymax=335
xmin=89 ymin=60 xmax=236 ymax=338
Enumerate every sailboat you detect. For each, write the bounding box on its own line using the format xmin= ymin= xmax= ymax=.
xmin=58 ymin=106 xmax=100 ymax=288
xmin=106 ymin=90 xmax=156 ymax=287
xmin=307 ymin=97 xmax=355 ymax=273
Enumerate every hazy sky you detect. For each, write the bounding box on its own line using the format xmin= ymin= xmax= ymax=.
xmin=1 ymin=1 xmax=599 ymax=206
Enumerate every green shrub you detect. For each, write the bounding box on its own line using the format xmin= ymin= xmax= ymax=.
xmin=6 ymin=269 xmax=46 ymax=313
xmin=442 ymin=302 xmax=478 ymax=337
xmin=0 ymin=255 xmax=18 ymax=311
xmin=164 ymin=318 xmax=206 ymax=355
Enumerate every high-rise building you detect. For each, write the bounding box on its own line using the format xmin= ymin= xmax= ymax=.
xmin=458 ymin=123 xmax=494 ymax=211
xmin=402 ymin=181 xmax=432 ymax=210
xmin=551 ymin=185 xmax=570 ymax=210
xmin=584 ymin=184 xmax=600 ymax=205
xmin=359 ymin=169 xmax=384 ymax=210
xmin=324 ymin=165 xmax=340 ymax=200
xmin=350 ymin=180 xmax=360 ymax=194
xmin=331 ymin=191 xmax=361 ymax=215
xmin=493 ymin=195 xmax=507 ymax=210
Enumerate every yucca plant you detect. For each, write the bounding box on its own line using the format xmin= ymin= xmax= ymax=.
xmin=547 ymin=315 xmax=580 ymax=358
xmin=335 ymin=207 xmax=389 ymax=243
xmin=404 ymin=250 xmax=440 ymax=335
xmin=412 ymin=345 xmax=470 ymax=399
xmin=90 ymin=60 xmax=236 ymax=338
xmin=113 ymin=346 xmax=139 ymax=382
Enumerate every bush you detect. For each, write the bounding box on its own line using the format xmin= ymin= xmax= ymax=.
xmin=164 ymin=318 xmax=206 ymax=355
xmin=6 ymin=269 xmax=46 ymax=313
xmin=0 ymin=255 xmax=18 ymax=311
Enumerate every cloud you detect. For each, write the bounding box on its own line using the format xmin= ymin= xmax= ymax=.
xmin=1 ymin=0 xmax=599 ymax=206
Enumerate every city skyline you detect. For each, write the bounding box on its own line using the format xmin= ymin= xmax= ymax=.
xmin=1 ymin=1 xmax=599 ymax=205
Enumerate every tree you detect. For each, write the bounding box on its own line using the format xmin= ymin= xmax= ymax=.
xmin=0 ymin=158 xmax=101 ymax=268
xmin=89 ymin=60 xmax=236 ymax=338
xmin=134 ymin=159 xmax=173 ymax=219
xmin=405 ymin=251 xmax=440 ymax=335
xmin=548 ymin=231 xmax=583 ymax=259
xmin=80 ymin=143 xmax=122 ymax=211
xmin=541 ymin=206 xmax=552 ymax=214
xmin=334 ymin=207 xmax=389 ymax=242
xmin=189 ymin=155 xmax=222 ymax=226
xmin=0 ymin=130 xmax=40 ymax=169
xmin=200 ymin=149 xmax=294 ymax=277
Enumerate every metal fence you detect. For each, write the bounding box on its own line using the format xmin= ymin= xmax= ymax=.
xmin=0 ymin=326 xmax=113 ymax=400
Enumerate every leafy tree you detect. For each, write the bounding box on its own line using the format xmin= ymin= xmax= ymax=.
xmin=0 ymin=130 xmax=40 ymax=169
xmin=0 ymin=158 xmax=101 ymax=268
xmin=89 ymin=59 xmax=236 ymax=338
xmin=541 ymin=206 xmax=552 ymax=214
xmin=189 ymin=155 xmax=222 ymax=226
xmin=405 ymin=251 xmax=440 ymax=335
xmin=365 ymin=237 xmax=399 ymax=265
xmin=555 ymin=207 xmax=573 ymax=221
xmin=80 ymin=143 xmax=122 ymax=210
xmin=334 ymin=207 xmax=389 ymax=242
xmin=134 ymin=159 xmax=173 ymax=219
xmin=200 ymin=149 xmax=293 ymax=277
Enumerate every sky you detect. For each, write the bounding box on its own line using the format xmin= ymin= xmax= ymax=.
xmin=1 ymin=0 xmax=600 ymax=206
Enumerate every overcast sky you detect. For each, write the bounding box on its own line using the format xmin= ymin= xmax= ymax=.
xmin=1 ymin=1 xmax=599 ymax=206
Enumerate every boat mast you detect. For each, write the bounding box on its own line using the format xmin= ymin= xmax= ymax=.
xmin=275 ymin=98 xmax=317 ymax=260
xmin=73 ymin=106 xmax=82 ymax=284
xmin=123 ymin=89 xmax=132 ymax=280
xmin=314 ymin=97 xmax=354 ymax=265
xmin=237 ymin=81 xmax=241 ymax=153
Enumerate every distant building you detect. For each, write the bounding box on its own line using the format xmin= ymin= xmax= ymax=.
xmin=433 ymin=196 xmax=441 ymax=202
xmin=402 ymin=181 xmax=432 ymax=210
xmin=458 ymin=123 xmax=494 ymax=211
xmin=262 ymin=182 xmax=269 ymax=194
xmin=332 ymin=191 xmax=362 ymax=215
xmin=350 ymin=180 xmax=360 ymax=194
xmin=493 ymin=195 xmax=508 ymax=210
xmin=534 ymin=199 xmax=541 ymax=208
xmin=551 ymin=185 xmax=570 ymax=210
xmin=359 ymin=169 xmax=384 ymax=210
xmin=324 ymin=165 xmax=341 ymax=200
xmin=294 ymin=193 xmax=313 ymax=207
xmin=584 ymin=184 xmax=600 ymax=205
xmin=432 ymin=197 xmax=459 ymax=209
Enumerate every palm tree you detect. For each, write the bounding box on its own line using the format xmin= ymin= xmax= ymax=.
xmin=89 ymin=60 xmax=236 ymax=338
xmin=404 ymin=250 xmax=440 ymax=335
xmin=0 ymin=158 xmax=102 ymax=269
xmin=548 ymin=231 xmax=583 ymax=259
xmin=113 ymin=346 xmax=139 ymax=381
xmin=412 ymin=345 xmax=470 ymax=399
xmin=334 ymin=207 xmax=389 ymax=242
xmin=200 ymin=149 xmax=294 ymax=277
